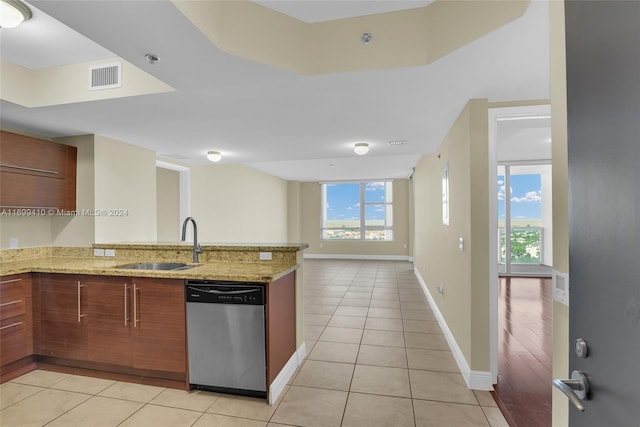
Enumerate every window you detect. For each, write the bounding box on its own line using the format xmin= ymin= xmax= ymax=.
xmin=321 ymin=181 xmax=393 ymax=240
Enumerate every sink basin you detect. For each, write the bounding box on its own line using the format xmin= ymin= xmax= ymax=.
xmin=116 ymin=262 xmax=195 ymax=271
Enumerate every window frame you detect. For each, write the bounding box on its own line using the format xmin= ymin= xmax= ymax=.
xmin=321 ymin=180 xmax=394 ymax=241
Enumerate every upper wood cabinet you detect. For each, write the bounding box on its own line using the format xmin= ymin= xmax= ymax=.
xmin=0 ymin=130 xmax=77 ymax=212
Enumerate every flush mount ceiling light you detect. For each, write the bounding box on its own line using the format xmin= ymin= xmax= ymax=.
xmin=207 ymin=151 xmax=222 ymax=162
xmin=353 ymin=142 xmax=370 ymax=155
xmin=0 ymin=0 xmax=33 ymax=28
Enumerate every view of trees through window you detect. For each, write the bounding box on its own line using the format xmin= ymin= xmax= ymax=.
xmin=321 ymin=181 xmax=393 ymax=240
xmin=498 ymin=172 xmax=543 ymax=264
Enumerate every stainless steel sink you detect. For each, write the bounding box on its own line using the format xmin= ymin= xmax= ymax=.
xmin=116 ymin=262 xmax=196 ymax=271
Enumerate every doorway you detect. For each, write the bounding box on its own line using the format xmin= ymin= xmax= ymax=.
xmin=488 ymin=105 xmax=553 ymax=425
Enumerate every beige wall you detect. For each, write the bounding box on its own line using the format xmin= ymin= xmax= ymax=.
xmin=51 ymin=134 xmax=96 ymax=247
xmin=413 ymin=99 xmax=490 ymax=372
xmin=190 ymin=164 xmax=289 ymax=243
xmin=156 ymin=167 xmax=181 ymax=241
xmin=0 ymin=132 xmax=89 ymax=249
xmin=299 ymin=179 xmax=411 ymax=258
xmin=1 ymin=58 xmax=173 ymax=108
xmin=94 ymin=135 xmax=157 ymax=243
xmin=287 ymin=182 xmax=302 ymax=243
xmin=550 ymin=1 xmax=570 ymax=425
xmin=0 ymin=216 xmax=52 ymax=249
xmin=174 ymin=0 xmax=529 ymax=75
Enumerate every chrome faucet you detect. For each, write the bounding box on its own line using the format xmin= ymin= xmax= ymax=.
xmin=181 ymin=217 xmax=203 ymax=263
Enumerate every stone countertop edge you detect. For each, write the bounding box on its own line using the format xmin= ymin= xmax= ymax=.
xmin=92 ymin=242 xmax=310 ymax=251
xmin=0 ymin=259 xmax=300 ymax=283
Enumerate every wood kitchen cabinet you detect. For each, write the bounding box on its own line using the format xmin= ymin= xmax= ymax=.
xmin=35 ymin=274 xmax=88 ymax=361
xmin=84 ymin=275 xmax=133 ymax=366
xmin=0 ymin=130 xmax=77 ymax=212
xmin=131 ymin=277 xmax=186 ymax=374
xmin=35 ymin=273 xmax=185 ymax=376
xmin=0 ymin=274 xmax=33 ymax=367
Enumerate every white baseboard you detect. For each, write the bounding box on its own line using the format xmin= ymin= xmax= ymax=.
xmin=413 ymin=267 xmax=493 ymax=391
xmin=268 ymin=343 xmax=306 ymax=405
xmin=304 ymin=253 xmax=411 ymax=261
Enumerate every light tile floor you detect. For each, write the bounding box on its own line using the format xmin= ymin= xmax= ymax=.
xmin=0 ymin=260 xmax=509 ymax=427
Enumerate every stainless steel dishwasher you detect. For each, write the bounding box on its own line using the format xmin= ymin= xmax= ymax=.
xmin=186 ymin=280 xmax=266 ymax=398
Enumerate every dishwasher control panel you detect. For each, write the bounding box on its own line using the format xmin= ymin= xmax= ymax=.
xmin=186 ymin=282 xmax=265 ymax=305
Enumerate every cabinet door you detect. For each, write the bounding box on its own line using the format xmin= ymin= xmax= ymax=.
xmin=0 ymin=130 xmax=77 ymax=211
xmin=84 ymin=276 xmax=133 ymax=366
xmin=1 ymin=274 xmax=33 ymax=365
xmin=132 ymin=278 xmax=186 ymax=373
xmin=37 ymin=274 xmax=87 ymax=360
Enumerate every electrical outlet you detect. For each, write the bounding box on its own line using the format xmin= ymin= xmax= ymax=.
xmin=9 ymin=238 xmax=18 ymax=249
xmin=458 ymin=237 xmax=464 ymax=252
xmin=259 ymin=252 xmax=272 ymax=261
xmin=93 ymin=248 xmax=105 ymax=257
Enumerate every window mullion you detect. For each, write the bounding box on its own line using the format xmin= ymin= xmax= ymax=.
xmin=359 ymin=182 xmax=365 ymax=239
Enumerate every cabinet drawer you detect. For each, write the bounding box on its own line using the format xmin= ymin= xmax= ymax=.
xmin=1 ymin=278 xmax=27 ymax=320
xmin=0 ymin=314 xmax=31 ymax=365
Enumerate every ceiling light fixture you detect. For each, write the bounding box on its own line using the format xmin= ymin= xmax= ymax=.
xmin=354 ymin=143 xmax=369 ymax=155
xmin=207 ymin=151 xmax=222 ymax=162
xmin=0 ymin=0 xmax=32 ymax=28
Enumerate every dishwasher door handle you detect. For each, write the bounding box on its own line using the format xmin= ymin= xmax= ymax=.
xmin=187 ymin=286 xmax=258 ymax=295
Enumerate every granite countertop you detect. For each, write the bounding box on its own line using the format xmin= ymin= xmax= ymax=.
xmin=0 ymin=257 xmax=297 ymax=283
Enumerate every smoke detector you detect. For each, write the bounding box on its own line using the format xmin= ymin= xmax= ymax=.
xmin=145 ymin=53 xmax=159 ymax=65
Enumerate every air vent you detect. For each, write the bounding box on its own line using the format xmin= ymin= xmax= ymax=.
xmin=389 ymin=140 xmax=406 ymax=146
xmin=89 ymin=62 xmax=121 ymax=90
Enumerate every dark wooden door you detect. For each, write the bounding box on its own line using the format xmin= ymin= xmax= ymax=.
xmin=564 ymin=0 xmax=640 ymax=424
xmin=37 ymin=274 xmax=88 ymax=360
xmin=85 ymin=275 xmax=133 ymax=366
xmin=131 ymin=278 xmax=186 ymax=374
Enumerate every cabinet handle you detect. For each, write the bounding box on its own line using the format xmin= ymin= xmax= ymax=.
xmin=77 ymin=281 xmax=86 ymax=323
xmin=0 ymin=163 xmax=60 ymax=175
xmin=0 ymin=300 xmax=22 ymax=307
xmin=133 ymin=284 xmax=139 ymax=327
xmin=0 ymin=278 xmax=22 ymax=285
xmin=0 ymin=321 xmax=23 ymax=331
xmin=124 ymin=284 xmax=129 ymax=326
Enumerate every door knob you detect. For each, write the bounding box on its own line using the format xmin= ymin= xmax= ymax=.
xmin=553 ymin=370 xmax=590 ymax=412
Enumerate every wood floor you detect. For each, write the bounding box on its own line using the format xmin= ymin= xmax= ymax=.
xmin=493 ymin=277 xmax=553 ymax=427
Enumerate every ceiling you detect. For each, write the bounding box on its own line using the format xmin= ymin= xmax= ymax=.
xmin=0 ymin=0 xmax=550 ymax=182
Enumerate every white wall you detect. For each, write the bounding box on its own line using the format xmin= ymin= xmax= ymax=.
xmin=190 ymin=164 xmax=289 ymax=243
xmin=93 ymin=135 xmax=157 ymax=243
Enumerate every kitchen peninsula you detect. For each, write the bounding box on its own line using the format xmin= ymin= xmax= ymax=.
xmin=0 ymin=242 xmax=308 ymax=405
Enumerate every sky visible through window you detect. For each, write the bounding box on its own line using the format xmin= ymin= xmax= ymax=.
xmin=326 ymin=182 xmax=386 ymax=221
xmin=497 ymin=174 xmax=542 ymax=221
